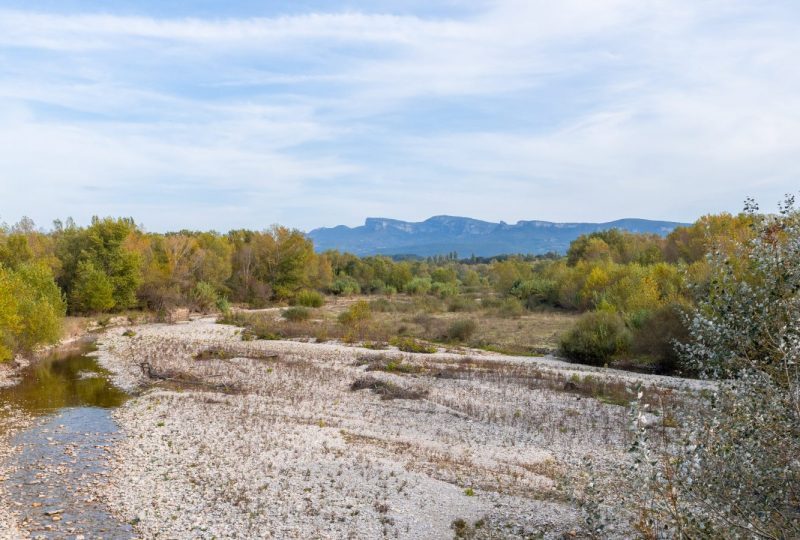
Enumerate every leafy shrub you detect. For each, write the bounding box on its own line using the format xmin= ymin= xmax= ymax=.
xmin=389 ymin=336 xmax=437 ymax=354
xmin=282 ymin=306 xmax=311 ymax=322
xmin=366 ymin=278 xmax=387 ymax=294
xmin=215 ymin=296 xmax=231 ymax=314
xmin=610 ymin=198 xmax=800 ymax=539
xmin=338 ymin=301 xmax=372 ymax=326
xmin=559 ymin=310 xmax=631 ymax=365
xmin=411 ymin=313 xmax=447 ymax=340
xmin=431 ymin=281 xmax=458 ymax=297
xmin=510 ymin=277 xmax=557 ymax=309
xmin=630 ymin=303 xmax=690 ymax=374
xmin=191 ymin=281 xmax=220 ymax=313
xmin=294 ymin=289 xmax=324 ymax=307
xmin=447 ymin=319 xmax=476 ymax=342
xmin=329 ymin=276 xmax=360 ymax=296
xmin=404 ymin=277 xmax=432 ymax=295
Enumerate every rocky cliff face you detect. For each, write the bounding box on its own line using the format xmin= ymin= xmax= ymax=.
xmin=308 ymin=215 xmax=686 ymax=257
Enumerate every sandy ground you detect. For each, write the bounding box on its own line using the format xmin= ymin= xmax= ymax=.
xmin=86 ymin=317 xmax=706 ymax=539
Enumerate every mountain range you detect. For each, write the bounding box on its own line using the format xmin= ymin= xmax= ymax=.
xmin=307 ymin=216 xmax=688 ymax=257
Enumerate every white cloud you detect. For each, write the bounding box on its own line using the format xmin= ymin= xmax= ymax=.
xmin=0 ymin=1 xmax=798 ymax=230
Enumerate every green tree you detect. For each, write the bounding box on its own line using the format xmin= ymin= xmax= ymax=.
xmin=55 ymin=217 xmax=141 ymax=313
xmin=70 ymin=260 xmax=116 ymax=313
xmin=0 ymin=262 xmax=65 ymax=361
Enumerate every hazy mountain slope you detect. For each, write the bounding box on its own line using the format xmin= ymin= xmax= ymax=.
xmin=307 ymin=216 xmax=687 ymax=257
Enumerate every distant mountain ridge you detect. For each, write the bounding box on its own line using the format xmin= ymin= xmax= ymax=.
xmin=307 ymin=215 xmax=688 ymax=257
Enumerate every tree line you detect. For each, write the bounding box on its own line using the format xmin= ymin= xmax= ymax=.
xmin=0 ymin=210 xmax=755 ymax=371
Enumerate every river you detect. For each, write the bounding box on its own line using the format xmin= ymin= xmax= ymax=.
xmin=0 ymin=339 xmax=133 ymax=539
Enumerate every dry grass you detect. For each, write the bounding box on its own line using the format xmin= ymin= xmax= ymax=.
xmin=222 ymin=294 xmax=577 ymax=357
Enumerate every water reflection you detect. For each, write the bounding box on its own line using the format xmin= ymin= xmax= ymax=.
xmin=0 ymin=341 xmax=128 ymax=413
xmin=0 ymin=341 xmax=134 ymax=538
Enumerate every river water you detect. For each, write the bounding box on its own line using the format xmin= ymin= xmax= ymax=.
xmin=0 ymin=340 xmax=134 ymax=539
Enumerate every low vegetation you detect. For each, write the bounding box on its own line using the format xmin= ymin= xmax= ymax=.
xmin=349 ymin=375 xmax=429 ymax=400
xmin=575 ymin=196 xmax=800 ymax=539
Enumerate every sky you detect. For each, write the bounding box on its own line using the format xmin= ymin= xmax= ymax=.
xmin=0 ymin=0 xmax=799 ymax=232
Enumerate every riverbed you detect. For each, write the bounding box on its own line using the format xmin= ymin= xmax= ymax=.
xmin=0 ymin=341 xmax=132 ymax=539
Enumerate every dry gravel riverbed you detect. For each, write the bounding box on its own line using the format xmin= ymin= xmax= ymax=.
xmin=89 ymin=317 xmax=703 ymax=539
xmin=0 ymin=404 xmax=31 ymax=539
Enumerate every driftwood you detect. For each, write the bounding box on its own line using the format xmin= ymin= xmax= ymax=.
xmin=139 ymin=361 xmax=164 ymax=379
xmin=138 ymin=361 xmax=242 ymax=394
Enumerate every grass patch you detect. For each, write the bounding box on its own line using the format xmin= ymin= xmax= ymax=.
xmin=389 ymin=336 xmax=437 ymax=354
xmin=194 ymin=347 xmax=235 ymax=361
xmin=282 ymin=306 xmax=311 ymax=322
xmin=357 ymin=354 xmax=422 ymax=374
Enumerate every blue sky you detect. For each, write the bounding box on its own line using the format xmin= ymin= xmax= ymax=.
xmin=0 ymin=0 xmax=799 ymax=232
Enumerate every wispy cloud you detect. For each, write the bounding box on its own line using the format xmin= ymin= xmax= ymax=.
xmin=0 ymin=1 xmax=798 ymax=230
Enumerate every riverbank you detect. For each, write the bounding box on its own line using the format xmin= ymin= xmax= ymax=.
xmin=0 ymin=404 xmax=31 ymax=539
xmin=92 ymin=317 xmax=705 ymax=538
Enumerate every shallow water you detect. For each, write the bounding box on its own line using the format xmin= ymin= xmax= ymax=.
xmin=0 ymin=341 xmax=134 ymax=539
xmin=0 ymin=341 xmax=127 ymax=414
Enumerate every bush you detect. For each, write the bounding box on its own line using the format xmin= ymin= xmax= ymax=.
xmin=496 ymin=297 xmax=524 ymax=318
xmin=405 ymin=277 xmax=432 ymax=295
xmin=431 ymin=281 xmax=458 ymax=297
xmin=329 ymin=276 xmax=360 ymax=296
xmin=282 ymin=306 xmax=311 ymax=322
xmin=630 ymin=304 xmax=690 ymax=374
xmin=294 ymin=289 xmax=324 ymax=308
xmin=215 ymin=296 xmax=231 ymax=314
xmin=338 ymin=301 xmax=372 ymax=326
xmin=366 ymin=278 xmax=387 ymax=294
xmin=446 ymin=296 xmax=478 ymax=312
xmin=610 ymin=198 xmax=800 ymax=539
xmin=510 ymin=277 xmax=557 ymax=309
xmin=447 ymin=319 xmax=476 ymax=342
xmin=191 ymin=281 xmax=219 ymax=313
xmin=559 ymin=310 xmax=631 ymax=366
